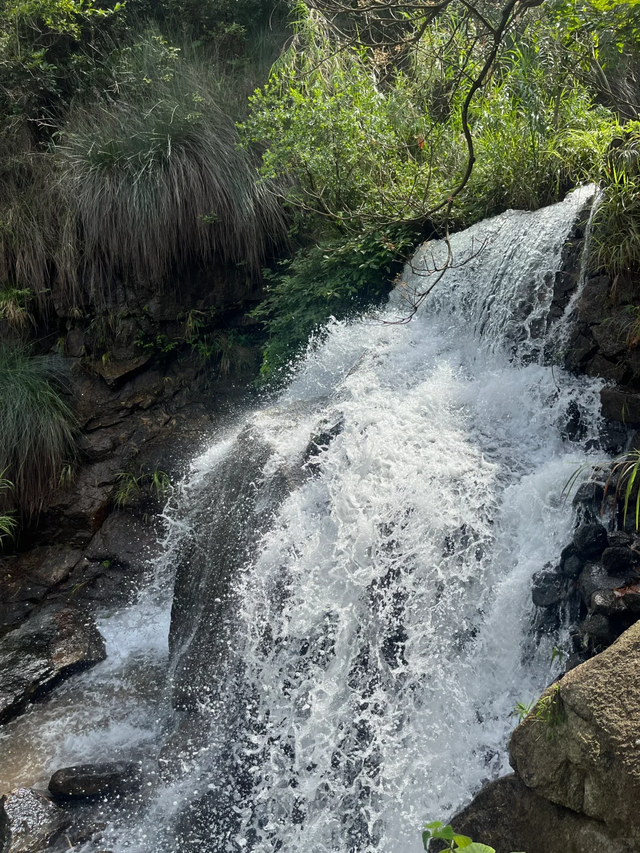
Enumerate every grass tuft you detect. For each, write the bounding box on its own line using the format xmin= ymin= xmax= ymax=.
xmin=0 ymin=345 xmax=78 ymax=518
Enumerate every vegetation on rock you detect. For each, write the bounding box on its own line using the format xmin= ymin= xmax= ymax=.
xmin=0 ymin=344 xmax=77 ymax=518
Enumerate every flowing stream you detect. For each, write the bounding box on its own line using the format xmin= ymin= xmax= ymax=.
xmin=0 ymin=186 xmax=609 ymax=852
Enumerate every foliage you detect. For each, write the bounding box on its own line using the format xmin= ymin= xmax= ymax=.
xmin=422 ymin=820 xmax=524 ymax=853
xmin=0 ymin=475 xmax=18 ymax=543
xmin=0 ymin=0 xmax=126 ymax=126
xmin=254 ymin=227 xmax=416 ymax=382
xmin=566 ymin=448 xmax=640 ymax=531
xmin=0 ymin=284 xmax=34 ymax=331
xmin=242 ymin=3 xmax=618 ymax=377
xmin=0 ymin=344 xmax=77 ymax=517
xmin=114 ymin=466 xmax=171 ymax=509
xmin=592 ymin=122 xmax=640 ymax=275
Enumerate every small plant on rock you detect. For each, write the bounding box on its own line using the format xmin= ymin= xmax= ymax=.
xmin=422 ymin=821 xmax=525 ymax=853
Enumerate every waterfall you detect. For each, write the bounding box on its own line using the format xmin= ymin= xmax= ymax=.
xmin=0 ymin=187 xmax=606 ymax=853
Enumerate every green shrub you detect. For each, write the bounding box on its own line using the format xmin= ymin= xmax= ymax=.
xmin=0 ymin=345 xmax=77 ymax=518
xmin=254 ymin=227 xmax=416 ymax=382
xmin=592 ymin=122 xmax=640 ymax=275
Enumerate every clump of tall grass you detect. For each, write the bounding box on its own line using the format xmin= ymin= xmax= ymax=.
xmin=0 ymin=33 xmax=286 ymax=311
xmin=0 ymin=345 xmax=77 ymax=518
xmin=54 ymin=37 xmax=285 ymax=305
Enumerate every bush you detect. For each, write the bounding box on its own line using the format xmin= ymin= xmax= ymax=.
xmin=0 ymin=345 xmax=77 ymax=518
xmin=592 ymin=122 xmax=640 ymax=276
xmin=254 ymin=227 xmax=416 ymax=382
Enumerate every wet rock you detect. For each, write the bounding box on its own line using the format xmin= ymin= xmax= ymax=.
xmin=577 ymin=563 xmax=630 ymax=605
xmin=532 ymin=568 xmax=568 ymax=608
xmin=44 ymin=461 xmax=120 ymax=541
xmin=565 ymin=333 xmax=598 ymax=372
xmin=447 ymin=774 xmax=633 ymax=853
xmin=573 ymin=523 xmax=608 ymax=560
xmin=602 ymin=546 xmax=639 ymax=577
xmin=0 ymin=607 xmax=106 ymax=725
xmin=48 ymin=762 xmax=143 ymax=800
xmin=509 ymin=620 xmax=640 ymax=840
xmin=0 ymin=788 xmax=69 ymax=853
xmin=558 ymin=547 xmax=584 ymax=579
xmin=601 ymin=387 xmax=640 ymax=425
xmin=591 ymin=316 xmax=627 ymax=359
xmin=585 ymin=354 xmax=627 ymax=384
xmin=92 ymin=356 xmax=151 ymax=390
xmin=574 ymin=276 xmax=611 ymax=326
xmin=0 ymin=548 xmax=83 ymax=632
xmin=580 ymin=612 xmax=615 ymax=643
xmin=84 ymin=513 xmax=158 ymax=569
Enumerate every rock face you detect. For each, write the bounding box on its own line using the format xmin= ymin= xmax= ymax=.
xmin=0 ymin=607 xmax=106 ymax=725
xmin=48 ymin=762 xmax=142 ymax=799
xmin=509 ymin=620 xmax=640 ymax=841
xmin=450 ymin=622 xmax=640 ymax=853
xmin=450 ymin=775 xmax=634 ymax=853
xmin=565 ymin=272 xmax=640 ymax=425
xmin=0 ymin=788 xmax=68 ymax=853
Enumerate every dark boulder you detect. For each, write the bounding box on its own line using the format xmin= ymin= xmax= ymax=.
xmin=0 ymin=548 xmax=83 ymax=632
xmin=0 ymin=788 xmax=68 ymax=853
xmin=532 ymin=568 xmax=568 ymax=608
xmin=573 ymin=523 xmax=608 ymax=560
xmin=448 ymin=774 xmax=633 ymax=853
xmin=602 ymin=546 xmax=639 ymax=578
xmin=48 ymin=762 xmax=143 ymax=799
xmin=0 ymin=607 xmax=106 ymax=725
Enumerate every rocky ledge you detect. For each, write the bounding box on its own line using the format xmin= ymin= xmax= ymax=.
xmin=452 ymin=619 xmax=640 ymax=852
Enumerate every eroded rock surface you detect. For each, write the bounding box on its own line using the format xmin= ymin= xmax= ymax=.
xmin=48 ymin=762 xmax=142 ymax=799
xmin=0 ymin=607 xmax=106 ymax=725
xmin=510 ymin=620 xmax=640 ymax=840
xmin=0 ymin=788 xmax=68 ymax=853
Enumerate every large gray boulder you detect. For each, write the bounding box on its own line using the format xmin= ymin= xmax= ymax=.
xmin=509 ymin=619 xmax=640 ymax=841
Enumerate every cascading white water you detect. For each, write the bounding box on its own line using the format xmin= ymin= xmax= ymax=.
xmin=0 ymin=186 xmax=607 ymax=853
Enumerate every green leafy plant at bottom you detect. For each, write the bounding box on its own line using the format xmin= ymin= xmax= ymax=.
xmin=422 ymin=821 xmax=525 ymax=853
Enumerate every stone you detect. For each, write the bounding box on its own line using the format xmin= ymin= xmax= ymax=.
xmin=573 ymin=523 xmax=608 ymax=559
xmin=559 ymin=552 xmax=583 ymax=580
xmin=0 ymin=607 xmax=106 ymax=725
xmin=509 ymin=620 xmax=640 ymax=840
xmin=585 ymin=354 xmax=627 ymax=384
xmin=84 ymin=512 xmax=158 ymax=569
xmin=48 ymin=762 xmax=142 ymax=799
xmin=565 ymin=332 xmax=597 ymax=371
xmin=448 ymin=774 xmax=633 ymax=853
xmin=591 ymin=315 xmax=628 ymax=358
xmin=0 ymin=548 xmax=83 ymax=632
xmin=574 ymin=276 xmax=611 ymax=326
xmin=600 ymin=387 xmax=640 ymax=425
xmin=92 ymin=356 xmax=151 ymax=390
xmin=0 ymin=788 xmax=68 ymax=853
xmin=532 ymin=568 xmax=568 ymax=608
xmin=577 ymin=563 xmax=630 ymax=605
xmin=602 ymin=546 xmax=639 ymax=577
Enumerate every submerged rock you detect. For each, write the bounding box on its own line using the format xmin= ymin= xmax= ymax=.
xmin=48 ymin=762 xmax=142 ymax=800
xmin=0 ymin=788 xmax=68 ymax=853
xmin=0 ymin=607 xmax=106 ymax=725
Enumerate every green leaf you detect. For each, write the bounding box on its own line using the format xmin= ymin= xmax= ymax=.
xmin=463 ymin=844 xmax=496 ymax=853
xmin=454 ymin=835 xmax=475 ymax=848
